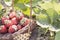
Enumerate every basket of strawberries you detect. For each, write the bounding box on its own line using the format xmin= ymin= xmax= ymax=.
xmin=0 ymin=10 xmax=36 ymax=40
xmin=0 ymin=0 xmax=36 ymax=40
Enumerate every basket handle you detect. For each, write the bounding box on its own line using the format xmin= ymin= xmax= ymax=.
xmin=28 ymin=0 xmax=32 ymax=33
xmin=11 ymin=0 xmax=14 ymax=11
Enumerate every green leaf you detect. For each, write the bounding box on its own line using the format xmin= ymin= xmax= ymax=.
xmin=33 ymin=7 xmax=41 ymax=14
xmin=55 ymin=31 xmax=60 ymax=40
xmin=39 ymin=2 xmax=53 ymax=10
xmin=46 ymin=8 xmax=58 ymax=24
xmin=36 ymin=13 xmax=50 ymax=25
xmin=52 ymin=15 xmax=60 ymax=28
xmin=26 ymin=0 xmax=42 ymax=7
xmin=0 ymin=4 xmax=3 ymax=10
xmin=0 ymin=9 xmax=6 ymax=19
xmin=14 ymin=3 xmax=27 ymax=11
xmin=14 ymin=0 xmax=19 ymax=4
xmin=32 ymin=0 xmax=42 ymax=7
xmin=52 ymin=19 xmax=60 ymax=28
xmin=41 ymin=9 xmax=47 ymax=14
xmin=5 ymin=0 xmax=10 ymax=2
xmin=51 ymin=0 xmax=58 ymax=3
xmin=23 ymin=8 xmax=30 ymax=16
xmin=14 ymin=0 xmax=30 ymax=4
xmin=45 ymin=8 xmax=60 ymax=29
xmin=0 ymin=4 xmax=3 ymax=18
xmin=14 ymin=0 xmax=30 ymax=11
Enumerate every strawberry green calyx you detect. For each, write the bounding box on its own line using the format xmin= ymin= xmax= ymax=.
xmin=20 ymin=18 xmax=27 ymax=25
xmin=12 ymin=25 xmax=18 ymax=31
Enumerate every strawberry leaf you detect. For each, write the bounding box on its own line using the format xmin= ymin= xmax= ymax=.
xmin=14 ymin=3 xmax=27 ymax=11
xmin=55 ymin=31 xmax=60 ymax=40
xmin=36 ymin=13 xmax=50 ymax=25
xmin=23 ymin=8 xmax=30 ymax=16
xmin=46 ymin=8 xmax=58 ymax=24
xmin=0 ymin=4 xmax=3 ymax=10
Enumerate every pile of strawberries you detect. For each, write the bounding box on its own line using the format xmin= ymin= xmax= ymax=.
xmin=0 ymin=11 xmax=30 ymax=33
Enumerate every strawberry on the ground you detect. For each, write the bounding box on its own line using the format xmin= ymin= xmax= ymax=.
xmin=0 ymin=25 xmax=7 ymax=33
xmin=9 ymin=11 xmax=16 ymax=19
xmin=4 ymin=19 xmax=13 ymax=28
xmin=20 ymin=18 xmax=30 ymax=26
xmin=1 ymin=16 xmax=9 ymax=24
xmin=17 ymin=24 xmax=22 ymax=30
xmin=11 ymin=17 xmax=17 ymax=25
xmin=8 ymin=25 xmax=18 ymax=33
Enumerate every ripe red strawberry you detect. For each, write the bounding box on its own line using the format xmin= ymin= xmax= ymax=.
xmin=1 ymin=16 xmax=9 ymax=24
xmin=20 ymin=18 xmax=30 ymax=26
xmin=0 ymin=25 xmax=7 ymax=33
xmin=9 ymin=11 xmax=16 ymax=19
xmin=4 ymin=20 xmax=13 ymax=28
xmin=17 ymin=24 xmax=22 ymax=30
xmin=23 ymin=19 xmax=30 ymax=26
xmin=16 ymin=16 xmax=24 ymax=21
xmin=11 ymin=17 xmax=17 ymax=25
xmin=16 ymin=12 xmax=24 ymax=21
xmin=8 ymin=25 xmax=18 ymax=33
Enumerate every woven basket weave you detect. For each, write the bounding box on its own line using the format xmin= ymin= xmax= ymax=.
xmin=12 ymin=20 xmax=36 ymax=40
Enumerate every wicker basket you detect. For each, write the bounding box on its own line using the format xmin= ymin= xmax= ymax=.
xmin=12 ymin=20 xmax=36 ymax=40
xmin=0 ymin=0 xmax=34 ymax=40
xmin=0 ymin=20 xmax=36 ymax=40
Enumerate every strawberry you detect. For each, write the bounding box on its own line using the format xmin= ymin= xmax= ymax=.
xmin=1 ymin=16 xmax=9 ymax=24
xmin=16 ymin=12 xmax=24 ymax=21
xmin=20 ymin=18 xmax=30 ymax=26
xmin=20 ymin=18 xmax=27 ymax=25
xmin=11 ymin=17 xmax=17 ymax=25
xmin=16 ymin=15 xmax=24 ymax=21
xmin=0 ymin=25 xmax=7 ymax=33
xmin=8 ymin=25 xmax=18 ymax=33
xmin=17 ymin=24 xmax=22 ymax=30
xmin=4 ymin=20 xmax=13 ymax=28
xmin=9 ymin=11 xmax=16 ymax=19
xmin=23 ymin=19 xmax=30 ymax=26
